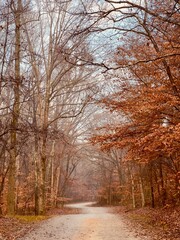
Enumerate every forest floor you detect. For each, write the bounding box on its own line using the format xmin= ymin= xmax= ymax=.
xmin=0 ymin=207 xmax=80 ymax=240
xmin=112 ymin=205 xmax=180 ymax=240
xmin=0 ymin=203 xmax=179 ymax=240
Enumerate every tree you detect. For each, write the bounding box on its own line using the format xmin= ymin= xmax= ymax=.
xmin=89 ymin=0 xmax=180 ymax=207
xmin=7 ymin=0 xmax=22 ymax=215
xmin=0 ymin=0 xmax=100 ymax=215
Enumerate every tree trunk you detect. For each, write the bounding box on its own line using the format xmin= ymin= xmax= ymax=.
xmin=50 ymin=141 xmax=55 ymax=207
xmin=159 ymin=160 xmax=166 ymax=206
xmin=0 ymin=167 xmax=9 ymax=215
xmin=39 ymin=151 xmax=46 ymax=215
xmin=150 ymin=165 xmax=155 ymax=208
xmin=139 ymin=165 xmax=145 ymax=207
xmin=38 ymin=95 xmax=50 ymax=214
xmin=139 ymin=176 xmax=145 ymax=207
xmin=130 ymin=172 xmax=136 ymax=209
xmin=7 ymin=0 xmax=21 ymax=215
xmin=154 ymin=168 xmax=161 ymax=200
xmin=55 ymin=166 xmax=61 ymax=207
xmin=34 ymin=149 xmax=40 ymax=215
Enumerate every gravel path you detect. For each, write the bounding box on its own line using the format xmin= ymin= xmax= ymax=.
xmin=18 ymin=202 xmax=149 ymax=240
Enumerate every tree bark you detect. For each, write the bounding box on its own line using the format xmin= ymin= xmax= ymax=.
xmin=159 ymin=160 xmax=166 ymax=206
xmin=139 ymin=165 xmax=145 ymax=207
xmin=150 ymin=164 xmax=155 ymax=208
xmin=139 ymin=175 xmax=145 ymax=207
xmin=130 ymin=172 xmax=136 ymax=209
xmin=7 ymin=0 xmax=21 ymax=215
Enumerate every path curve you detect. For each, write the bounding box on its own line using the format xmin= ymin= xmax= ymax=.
xmin=18 ymin=202 xmax=149 ymax=240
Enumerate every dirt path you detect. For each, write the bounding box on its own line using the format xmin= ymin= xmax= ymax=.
xmin=17 ymin=202 xmax=149 ymax=240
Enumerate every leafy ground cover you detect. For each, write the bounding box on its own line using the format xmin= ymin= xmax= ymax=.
xmin=0 ymin=207 xmax=80 ymax=240
xmin=113 ymin=206 xmax=180 ymax=240
xmin=0 ymin=215 xmax=36 ymax=240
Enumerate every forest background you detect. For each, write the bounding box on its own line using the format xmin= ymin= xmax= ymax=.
xmin=0 ymin=0 xmax=179 ymax=219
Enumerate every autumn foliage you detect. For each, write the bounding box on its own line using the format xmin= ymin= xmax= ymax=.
xmin=90 ymin=0 xmax=180 ymax=208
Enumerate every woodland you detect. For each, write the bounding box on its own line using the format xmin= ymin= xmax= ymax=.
xmin=0 ymin=0 xmax=179 ymax=222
